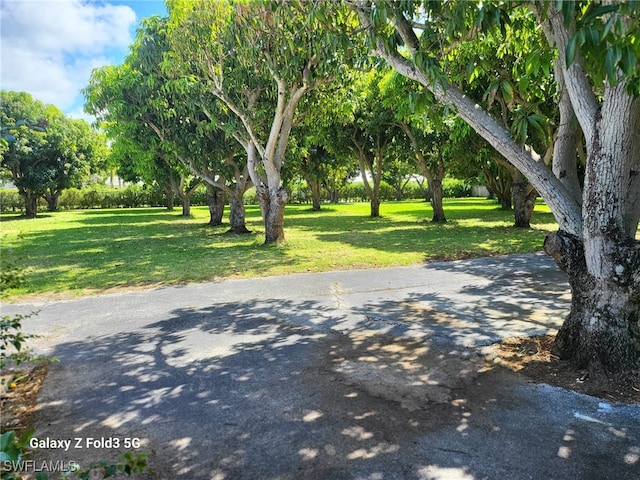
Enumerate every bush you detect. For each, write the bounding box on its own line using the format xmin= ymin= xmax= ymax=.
xmin=118 ymin=185 xmax=144 ymax=208
xmin=59 ymin=185 xmax=176 ymax=210
xmin=0 ymin=189 xmax=23 ymax=212
xmin=378 ymin=181 xmax=396 ymax=201
xmin=190 ymin=184 xmax=208 ymax=206
xmin=0 ymin=259 xmax=43 ymax=374
xmin=78 ymin=186 xmax=103 ymax=209
xmin=287 ymin=180 xmax=311 ymax=204
xmin=341 ymin=182 xmax=367 ymax=202
xmin=243 ymin=186 xmax=257 ymax=205
xmin=339 ymin=181 xmax=398 ymax=203
xmin=442 ymin=178 xmax=472 ymax=198
xmin=402 ymin=181 xmax=428 ymax=200
xmin=58 ymin=188 xmax=83 ymax=210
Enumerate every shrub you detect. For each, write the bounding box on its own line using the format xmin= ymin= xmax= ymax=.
xmin=58 ymin=188 xmax=82 ymax=210
xmin=0 ymin=190 xmax=23 ymax=212
xmin=243 ymin=186 xmax=257 ymax=205
xmin=442 ymin=178 xmax=472 ymax=198
xmin=341 ymin=182 xmax=367 ymax=202
xmin=78 ymin=187 xmax=103 ymax=209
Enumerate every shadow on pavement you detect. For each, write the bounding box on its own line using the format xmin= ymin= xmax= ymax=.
xmin=33 ymin=292 xmax=639 ymax=479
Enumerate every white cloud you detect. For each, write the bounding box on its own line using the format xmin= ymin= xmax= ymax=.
xmin=0 ymin=0 xmax=136 ymax=112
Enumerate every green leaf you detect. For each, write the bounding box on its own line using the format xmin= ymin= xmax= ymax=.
xmin=560 ymin=0 xmax=576 ymax=26
xmin=581 ymin=4 xmax=619 ymax=26
xmin=566 ymin=34 xmax=579 ymax=67
xmin=619 ymin=46 xmax=637 ymax=76
xmin=602 ymin=14 xmax=617 ymax=39
xmin=605 ymin=46 xmax=622 ymax=84
xmin=512 ymin=116 xmax=528 ymax=144
xmin=583 ymin=25 xmax=600 ymax=47
xmin=500 ymin=80 xmax=514 ymax=105
xmin=527 ymin=113 xmax=547 ymax=138
xmin=104 ymin=464 xmax=118 ymax=476
xmin=0 ymin=431 xmax=15 ymax=451
xmin=15 ymin=429 xmax=35 ymax=449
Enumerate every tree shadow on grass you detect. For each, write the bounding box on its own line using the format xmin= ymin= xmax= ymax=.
xmin=0 ymin=213 xmax=54 ymax=222
xmin=315 ymin=223 xmax=550 ymax=257
xmin=10 ymin=225 xmax=294 ymax=296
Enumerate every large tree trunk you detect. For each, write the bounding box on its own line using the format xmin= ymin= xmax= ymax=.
xmin=180 ymin=196 xmax=191 ymax=217
xmin=257 ymin=185 xmax=287 ymax=244
xmin=370 ymin=197 xmax=380 ymax=217
xmin=228 ymin=192 xmax=250 ymax=234
xmin=544 ymin=231 xmax=640 ymax=380
xmin=44 ymin=188 xmax=59 ymax=212
xmin=511 ymin=170 xmax=537 ymax=229
xmin=22 ymin=191 xmax=38 ymax=218
xmin=163 ymin=185 xmax=175 ymax=211
xmin=308 ymin=178 xmax=322 ymax=211
xmin=206 ymin=183 xmax=225 ymax=226
xmin=430 ymin=178 xmax=446 ymax=223
xmin=541 ymin=76 xmax=640 ymax=381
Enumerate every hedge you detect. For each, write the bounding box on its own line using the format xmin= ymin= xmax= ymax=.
xmin=1 ymin=177 xmax=474 ymax=213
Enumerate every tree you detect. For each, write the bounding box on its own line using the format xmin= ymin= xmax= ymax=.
xmin=351 ymin=1 xmax=640 ymax=379
xmin=286 ymin=139 xmax=331 ymax=211
xmin=41 ymin=117 xmax=108 ymax=212
xmin=1 ymin=91 xmax=106 ymax=217
xmin=291 ymin=72 xmax=363 ymax=209
xmin=84 ymin=16 xmax=218 ymax=221
xmin=378 ymin=69 xmax=453 ymax=222
xmin=399 ymin=120 xmax=450 ymax=222
xmin=166 ymin=0 xmax=354 ymax=243
xmin=381 ymin=154 xmax=416 ymax=201
xmin=126 ymin=15 xmax=253 ymax=230
xmin=328 ymin=68 xmax=402 ymax=217
xmin=440 ymin=7 xmax=557 ymax=228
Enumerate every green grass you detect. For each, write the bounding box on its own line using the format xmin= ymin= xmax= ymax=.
xmin=0 ymin=198 xmax=558 ymax=300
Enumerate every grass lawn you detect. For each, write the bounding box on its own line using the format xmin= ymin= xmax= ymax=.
xmin=0 ymin=198 xmax=558 ymax=300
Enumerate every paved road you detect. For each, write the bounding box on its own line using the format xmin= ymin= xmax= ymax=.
xmin=3 ymin=253 xmax=639 ymax=479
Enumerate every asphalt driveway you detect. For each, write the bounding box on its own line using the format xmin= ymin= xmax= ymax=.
xmin=4 ymin=253 xmax=639 ymax=479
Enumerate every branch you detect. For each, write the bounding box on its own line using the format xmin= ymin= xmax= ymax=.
xmin=210 ymin=86 xmax=265 ymax=159
xmin=398 ymin=121 xmax=434 ymax=184
xmin=263 ymin=76 xmax=288 ymax=167
xmin=539 ymin=4 xmax=598 ymax=145
xmin=353 ymin=0 xmax=583 ymax=235
xmin=391 ymin=10 xmax=420 ymax=56
xmin=243 ymin=139 xmax=265 ymax=188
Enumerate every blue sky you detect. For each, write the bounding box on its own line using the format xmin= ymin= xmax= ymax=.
xmin=0 ymin=0 xmax=167 ymax=120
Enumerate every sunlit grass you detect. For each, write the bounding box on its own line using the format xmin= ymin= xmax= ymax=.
xmin=0 ymin=198 xmax=558 ymax=300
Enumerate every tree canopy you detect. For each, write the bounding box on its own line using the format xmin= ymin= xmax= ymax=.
xmin=1 ymin=91 xmax=107 ymax=217
xmin=350 ymin=0 xmax=640 ymax=378
xmin=165 ymin=0 xmax=358 ymax=243
xmin=75 ymin=0 xmax=640 ymax=379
